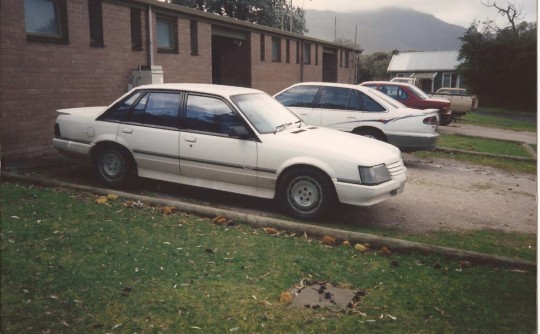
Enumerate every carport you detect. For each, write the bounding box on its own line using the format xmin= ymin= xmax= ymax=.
xmin=211 ymin=26 xmax=251 ymax=87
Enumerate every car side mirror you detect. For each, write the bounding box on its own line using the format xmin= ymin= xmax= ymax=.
xmin=229 ymin=125 xmax=252 ymax=139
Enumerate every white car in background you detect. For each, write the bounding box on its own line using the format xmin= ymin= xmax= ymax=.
xmin=274 ymin=82 xmax=439 ymax=152
xmin=53 ymin=83 xmax=406 ymax=220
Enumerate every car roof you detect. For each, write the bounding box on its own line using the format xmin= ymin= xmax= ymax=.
xmin=135 ymin=83 xmax=263 ymax=97
xmin=288 ymin=82 xmax=374 ymax=92
xmin=361 ymin=81 xmax=414 ymax=88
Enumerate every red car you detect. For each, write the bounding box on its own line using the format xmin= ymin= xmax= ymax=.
xmin=361 ymin=81 xmax=453 ymax=125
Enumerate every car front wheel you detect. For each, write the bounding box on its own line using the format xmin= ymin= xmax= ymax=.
xmin=278 ymin=168 xmax=335 ymax=220
xmin=94 ymin=145 xmax=134 ymax=188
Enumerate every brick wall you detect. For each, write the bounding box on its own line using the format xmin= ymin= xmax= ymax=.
xmin=0 ymin=0 xmax=356 ymax=164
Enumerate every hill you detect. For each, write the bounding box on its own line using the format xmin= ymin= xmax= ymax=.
xmin=305 ymin=8 xmax=467 ymax=54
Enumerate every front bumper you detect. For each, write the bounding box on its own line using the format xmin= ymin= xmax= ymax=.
xmin=334 ymin=172 xmax=406 ymax=207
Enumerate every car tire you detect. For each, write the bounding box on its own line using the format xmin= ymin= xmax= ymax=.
xmin=278 ymin=168 xmax=336 ymax=220
xmin=355 ymin=128 xmax=386 ymax=142
xmin=94 ymin=145 xmax=134 ymax=188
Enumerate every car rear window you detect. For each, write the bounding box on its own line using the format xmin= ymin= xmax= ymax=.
xmin=275 ymin=85 xmax=319 ymax=108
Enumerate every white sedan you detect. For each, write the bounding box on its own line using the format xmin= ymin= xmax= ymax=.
xmin=53 ymin=83 xmax=406 ymax=220
xmin=274 ymin=82 xmax=439 ymax=152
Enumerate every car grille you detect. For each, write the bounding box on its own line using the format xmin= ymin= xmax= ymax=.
xmin=386 ymin=160 xmax=406 ymax=177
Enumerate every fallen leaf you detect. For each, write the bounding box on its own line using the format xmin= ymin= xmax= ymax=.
xmin=354 ymin=244 xmax=368 ymax=252
xmin=264 ymin=227 xmax=279 ymax=235
xmin=380 ymin=246 xmax=392 ymax=256
xmin=95 ymin=196 xmax=108 ymax=205
xmin=279 ymin=291 xmax=293 ymax=304
xmin=321 ymin=236 xmax=336 ymax=246
xmin=342 ymin=240 xmax=351 ymax=247
xmin=161 ymin=206 xmax=175 ymax=215
xmin=212 ymin=216 xmax=228 ymax=225
xmin=106 ymin=194 xmax=118 ymax=200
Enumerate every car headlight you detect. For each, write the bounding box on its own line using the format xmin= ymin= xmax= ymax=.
xmin=359 ymin=164 xmax=391 ymax=185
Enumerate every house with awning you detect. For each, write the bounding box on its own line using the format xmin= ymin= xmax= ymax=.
xmin=387 ymin=51 xmax=463 ymax=93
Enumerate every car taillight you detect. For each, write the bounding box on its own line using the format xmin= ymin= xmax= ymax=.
xmin=423 ymin=116 xmax=438 ymax=125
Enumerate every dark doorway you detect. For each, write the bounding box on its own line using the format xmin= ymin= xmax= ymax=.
xmin=211 ymin=27 xmax=250 ymax=87
xmin=322 ymin=47 xmax=337 ymax=82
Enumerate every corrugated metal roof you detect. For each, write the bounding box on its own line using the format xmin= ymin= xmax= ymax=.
xmin=387 ymin=51 xmax=461 ymax=72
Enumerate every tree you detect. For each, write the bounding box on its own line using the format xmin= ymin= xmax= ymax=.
xmin=168 ymin=0 xmax=308 ymax=34
xmin=357 ymin=52 xmax=393 ymax=83
xmin=457 ymin=2 xmax=536 ymax=110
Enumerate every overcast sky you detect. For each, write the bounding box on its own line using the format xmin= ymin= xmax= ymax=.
xmin=300 ymin=0 xmax=537 ymax=28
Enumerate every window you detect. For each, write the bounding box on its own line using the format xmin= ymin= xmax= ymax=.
xmin=344 ymin=51 xmax=349 ymax=68
xmin=272 ymin=37 xmax=281 ymax=62
xmin=126 ymin=92 xmax=181 ymax=127
xmin=315 ymin=45 xmax=318 ymax=65
xmin=296 ymin=41 xmax=300 ymax=64
xmin=157 ymin=16 xmax=178 ymax=53
xmin=381 ymin=85 xmax=408 ymax=101
xmin=358 ymin=92 xmax=385 ymax=112
xmin=130 ymin=8 xmax=143 ymax=51
xmin=442 ymin=72 xmax=457 ymax=88
xmin=88 ymin=0 xmax=104 ymax=47
xmin=318 ymin=87 xmax=350 ymax=110
xmin=190 ymin=20 xmax=198 ymax=55
xmin=303 ymin=43 xmax=311 ymax=64
xmin=260 ymin=34 xmax=265 ymax=61
xmin=99 ymin=91 xmax=144 ymax=122
xmin=275 ymin=85 xmax=319 ymax=108
xmin=285 ymin=39 xmax=290 ymax=63
xmin=24 ymin=0 xmax=69 ymax=44
xmin=184 ymin=95 xmax=242 ymax=135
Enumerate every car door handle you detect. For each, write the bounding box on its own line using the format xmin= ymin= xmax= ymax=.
xmin=122 ymin=128 xmax=133 ymax=134
xmin=184 ymin=136 xmax=197 ymax=143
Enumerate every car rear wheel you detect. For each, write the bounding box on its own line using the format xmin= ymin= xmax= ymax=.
xmin=94 ymin=145 xmax=134 ymax=188
xmin=278 ymin=168 xmax=336 ymax=220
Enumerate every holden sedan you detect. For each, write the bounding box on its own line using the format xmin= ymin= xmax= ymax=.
xmin=53 ymin=83 xmax=406 ymax=220
xmin=274 ymin=82 xmax=439 ymax=152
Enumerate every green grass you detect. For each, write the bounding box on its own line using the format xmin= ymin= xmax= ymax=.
xmin=412 ymin=133 xmax=537 ymax=174
xmin=461 ymin=108 xmax=536 ymax=132
xmin=1 ymin=182 xmax=536 ymax=333
xmin=438 ymin=133 xmax=532 ymax=158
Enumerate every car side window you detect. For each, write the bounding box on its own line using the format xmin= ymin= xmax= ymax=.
xmin=99 ymin=91 xmax=143 ymax=121
xmin=317 ymin=87 xmax=350 ymax=110
xmin=275 ymin=85 xmax=319 ymax=107
xmin=358 ymin=91 xmax=385 ymax=112
xmin=348 ymin=90 xmax=363 ymax=111
xmin=124 ymin=92 xmax=181 ymax=128
xmin=184 ymin=95 xmax=242 ymax=135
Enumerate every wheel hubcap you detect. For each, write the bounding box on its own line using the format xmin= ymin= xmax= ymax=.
xmin=288 ymin=176 xmax=322 ymax=213
xmin=101 ymin=152 xmax=123 ymax=179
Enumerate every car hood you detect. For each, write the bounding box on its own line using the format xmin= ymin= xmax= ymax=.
xmin=57 ymin=106 xmax=107 ymax=119
xmin=263 ymin=125 xmax=401 ymax=166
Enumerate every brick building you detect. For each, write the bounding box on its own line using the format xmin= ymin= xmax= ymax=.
xmin=0 ymin=0 xmax=358 ymax=164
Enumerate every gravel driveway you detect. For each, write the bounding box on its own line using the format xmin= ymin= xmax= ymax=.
xmin=337 ymin=154 xmax=537 ymax=234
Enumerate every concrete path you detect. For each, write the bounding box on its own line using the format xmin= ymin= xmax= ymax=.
xmin=439 ymin=123 xmax=537 ymax=144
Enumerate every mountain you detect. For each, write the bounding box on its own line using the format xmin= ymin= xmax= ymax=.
xmin=305 ymin=8 xmax=467 ymax=54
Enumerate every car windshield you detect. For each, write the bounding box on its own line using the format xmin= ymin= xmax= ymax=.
xmin=231 ymin=93 xmax=301 ymax=134
xmin=408 ymin=85 xmax=430 ymax=99
xmin=367 ymin=88 xmax=407 ymax=109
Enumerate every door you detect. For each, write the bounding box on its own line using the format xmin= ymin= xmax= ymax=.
xmin=274 ymin=85 xmax=320 ymax=125
xmin=117 ymin=91 xmax=181 ymax=176
xmin=317 ymin=86 xmax=361 ymax=131
xmin=179 ymin=94 xmax=258 ymax=188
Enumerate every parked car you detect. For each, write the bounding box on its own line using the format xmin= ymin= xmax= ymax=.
xmin=273 ymin=82 xmax=439 ymax=152
xmin=429 ymin=87 xmax=478 ymax=118
xmin=360 ymin=81 xmax=453 ymax=126
xmin=53 ymin=83 xmax=406 ymax=220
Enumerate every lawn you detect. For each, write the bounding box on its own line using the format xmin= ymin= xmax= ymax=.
xmin=1 ymin=182 xmax=536 ymax=333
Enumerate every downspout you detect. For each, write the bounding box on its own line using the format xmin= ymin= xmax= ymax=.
xmin=300 ymin=39 xmax=304 ymax=82
xmin=147 ymin=5 xmax=154 ymax=67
